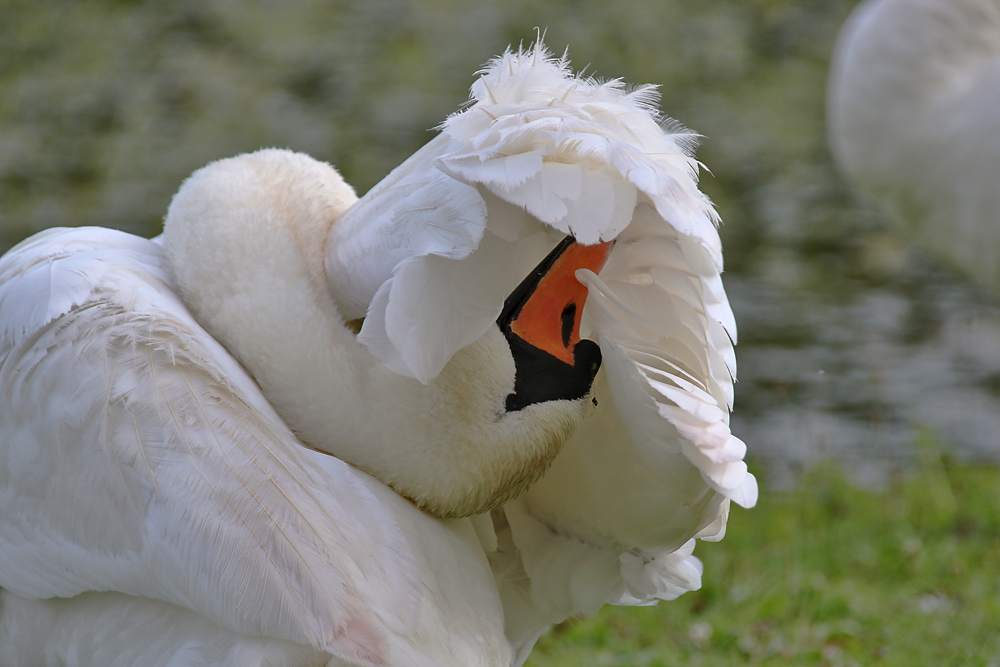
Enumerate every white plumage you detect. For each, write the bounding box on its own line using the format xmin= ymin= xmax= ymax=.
xmin=0 ymin=43 xmax=755 ymax=666
xmin=828 ymin=0 xmax=1000 ymax=291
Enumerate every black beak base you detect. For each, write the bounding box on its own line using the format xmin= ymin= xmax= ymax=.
xmin=502 ymin=333 xmax=602 ymax=412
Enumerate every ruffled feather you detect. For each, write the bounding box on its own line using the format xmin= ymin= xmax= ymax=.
xmin=328 ymin=42 xmax=720 ymax=384
xmin=327 ymin=40 xmax=755 ymax=621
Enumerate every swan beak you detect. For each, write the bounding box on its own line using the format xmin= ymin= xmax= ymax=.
xmin=498 ymin=236 xmax=613 ymax=411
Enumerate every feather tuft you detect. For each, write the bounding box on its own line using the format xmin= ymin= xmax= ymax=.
xmin=329 ymin=39 xmax=720 ymax=382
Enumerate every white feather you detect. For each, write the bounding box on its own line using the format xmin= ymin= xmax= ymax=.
xmin=328 ymin=43 xmax=721 ymax=384
xmin=0 ymin=228 xmax=510 ymax=667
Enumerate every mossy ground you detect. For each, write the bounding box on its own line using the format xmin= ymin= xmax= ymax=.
xmin=527 ymin=459 xmax=1000 ymax=666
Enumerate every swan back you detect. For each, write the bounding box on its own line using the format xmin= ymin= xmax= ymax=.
xmin=0 ymin=226 xmax=513 ymax=666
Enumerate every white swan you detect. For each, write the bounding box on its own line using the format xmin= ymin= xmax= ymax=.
xmin=0 ymin=43 xmax=756 ymax=667
xmin=828 ymin=0 xmax=1000 ymax=291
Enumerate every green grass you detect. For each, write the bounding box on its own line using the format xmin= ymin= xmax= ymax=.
xmin=526 ymin=461 xmax=1000 ymax=666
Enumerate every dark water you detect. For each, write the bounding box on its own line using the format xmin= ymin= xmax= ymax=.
xmin=3 ymin=0 xmax=997 ymax=487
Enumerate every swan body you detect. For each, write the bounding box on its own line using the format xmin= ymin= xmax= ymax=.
xmin=0 ymin=226 xmax=510 ymax=666
xmin=828 ymin=0 xmax=1000 ymax=290
xmin=0 ymin=43 xmax=755 ymax=666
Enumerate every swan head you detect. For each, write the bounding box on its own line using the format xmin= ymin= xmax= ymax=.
xmin=351 ymin=235 xmax=612 ymax=518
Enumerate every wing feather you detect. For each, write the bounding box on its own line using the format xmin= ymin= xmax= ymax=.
xmin=327 ymin=44 xmax=715 ymax=383
xmin=0 ymin=227 xmax=509 ymax=667
xmin=322 ymin=40 xmax=755 ymax=645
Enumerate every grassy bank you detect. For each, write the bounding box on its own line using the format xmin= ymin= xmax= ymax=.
xmin=527 ymin=461 xmax=1000 ymax=666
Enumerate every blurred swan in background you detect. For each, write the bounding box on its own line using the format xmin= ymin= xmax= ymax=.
xmin=828 ymin=0 xmax=1000 ymax=293
xmin=0 ymin=42 xmax=755 ymax=666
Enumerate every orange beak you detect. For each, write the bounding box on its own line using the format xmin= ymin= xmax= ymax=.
xmin=498 ymin=236 xmax=613 ymax=412
xmin=506 ymin=240 xmax=613 ymax=364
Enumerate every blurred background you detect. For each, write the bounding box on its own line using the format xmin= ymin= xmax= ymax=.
xmin=2 ymin=0 xmax=999 ymax=663
xmin=3 ymin=0 xmax=998 ymax=486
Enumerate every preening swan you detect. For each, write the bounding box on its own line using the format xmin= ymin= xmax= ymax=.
xmin=0 ymin=42 xmax=755 ymax=666
xmin=828 ymin=0 xmax=1000 ymax=292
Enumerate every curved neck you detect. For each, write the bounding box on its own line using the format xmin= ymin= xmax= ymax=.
xmin=162 ymin=150 xmax=582 ymax=517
